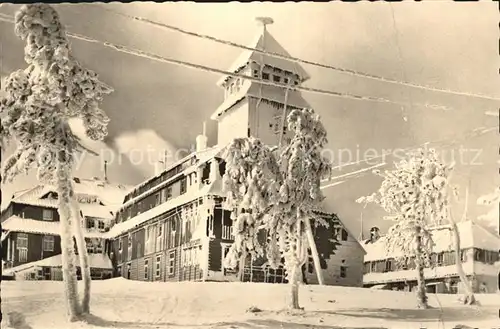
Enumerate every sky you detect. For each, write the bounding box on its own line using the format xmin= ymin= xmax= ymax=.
xmin=1 ymin=2 xmax=498 ymax=237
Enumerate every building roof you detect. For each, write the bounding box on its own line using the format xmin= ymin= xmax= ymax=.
xmin=4 ymin=253 xmax=113 ymax=275
xmin=2 ymin=215 xmax=107 ymax=238
xmin=2 ymin=178 xmax=131 ymax=223
xmin=216 ymin=27 xmax=310 ymax=87
xmin=119 ymin=145 xmax=224 ymax=211
xmin=210 ymin=81 xmax=310 ymax=120
xmin=363 ymin=220 xmax=500 ymax=262
xmin=313 ymin=210 xmax=367 ymax=255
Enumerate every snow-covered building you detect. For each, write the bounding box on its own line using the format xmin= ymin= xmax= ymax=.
xmin=105 ymin=18 xmax=365 ymax=286
xmin=362 ymin=221 xmax=500 ymax=294
xmin=1 ymin=177 xmax=130 ymax=280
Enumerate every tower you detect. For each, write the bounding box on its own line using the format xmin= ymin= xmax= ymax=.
xmin=210 ymin=17 xmax=311 ymax=148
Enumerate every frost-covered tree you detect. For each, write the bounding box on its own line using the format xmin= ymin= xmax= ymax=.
xmin=447 ymin=184 xmax=476 ymax=305
xmin=267 ymin=108 xmax=331 ymax=310
xmin=221 ymin=137 xmax=281 ymax=281
xmin=356 ymin=148 xmax=455 ymax=309
xmin=0 ymin=4 xmax=112 ymax=320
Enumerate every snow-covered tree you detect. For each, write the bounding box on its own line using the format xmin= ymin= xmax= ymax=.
xmin=267 ymin=108 xmax=332 ymax=310
xmin=0 ymin=4 xmax=112 ymax=320
xmin=221 ymin=108 xmax=331 ymax=310
xmin=221 ymin=137 xmax=281 ymax=280
xmin=356 ymin=148 xmax=455 ymax=309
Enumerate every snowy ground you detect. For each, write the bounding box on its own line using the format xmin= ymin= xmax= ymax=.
xmin=2 ymin=278 xmax=499 ymax=329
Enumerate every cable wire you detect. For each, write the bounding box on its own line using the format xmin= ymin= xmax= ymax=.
xmin=94 ymin=5 xmax=500 ymax=103
xmin=0 ymin=13 xmax=482 ymax=114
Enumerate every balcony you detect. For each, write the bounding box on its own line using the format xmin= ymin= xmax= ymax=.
xmin=222 ymin=225 xmax=234 ymax=240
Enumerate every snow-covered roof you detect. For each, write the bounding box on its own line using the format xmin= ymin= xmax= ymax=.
xmin=210 ymin=82 xmax=310 ymax=120
xmin=2 ymin=216 xmax=107 ymax=238
xmin=363 ymin=220 xmax=500 ymax=262
xmin=216 ymin=28 xmax=310 ymax=87
xmin=106 ymin=179 xmax=223 ymax=239
xmin=11 ymin=178 xmax=130 ymax=209
xmin=4 ymin=253 xmax=113 ymax=275
xmin=119 ymin=146 xmax=224 ymax=211
xmin=4 ymin=178 xmax=131 ymax=222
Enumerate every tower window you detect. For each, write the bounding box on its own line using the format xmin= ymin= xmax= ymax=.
xmin=272 ymin=75 xmax=281 ymax=83
xmin=262 ymin=73 xmax=269 ymax=80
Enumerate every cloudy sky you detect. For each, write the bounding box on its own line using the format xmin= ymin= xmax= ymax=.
xmin=1 ymin=2 xmax=498 ymax=236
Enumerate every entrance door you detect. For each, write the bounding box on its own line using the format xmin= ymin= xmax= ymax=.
xmin=127 ymin=263 xmax=131 ymax=279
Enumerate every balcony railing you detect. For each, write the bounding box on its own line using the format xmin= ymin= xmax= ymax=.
xmin=222 ymin=225 xmax=234 ymax=240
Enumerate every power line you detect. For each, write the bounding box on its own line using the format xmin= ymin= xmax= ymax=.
xmin=0 ymin=13 xmax=415 ymax=108
xmin=321 ymin=125 xmax=496 ymax=187
xmin=94 ymin=5 xmax=500 ymax=103
xmin=0 ymin=13 xmax=476 ymax=113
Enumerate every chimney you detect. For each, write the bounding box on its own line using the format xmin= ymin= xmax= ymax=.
xmin=196 ymin=122 xmax=208 ymax=153
xmin=369 ymin=227 xmax=380 ymax=243
xmin=103 ymin=160 xmax=108 ymax=183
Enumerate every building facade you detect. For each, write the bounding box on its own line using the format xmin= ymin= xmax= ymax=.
xmin=1 ymin=19 xmax=365 ymax=287
xmin=107 ymin=20 xmax=365 ymax=286
xmin=1 ymin=177 xmax=130 ymax=280
xmin=362 ymin=221 xmax=500 ymax=294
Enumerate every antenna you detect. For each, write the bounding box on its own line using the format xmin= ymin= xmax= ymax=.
xmin=103 ymin=160 xmax=108 ymax=183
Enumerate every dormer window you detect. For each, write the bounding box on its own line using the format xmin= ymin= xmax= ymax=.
xmin=253 ymin=69 xmax=259 ymax=78
xmin=42 ymin=209 xmax=53 ymax=221
xmin=272 ymin=75 xmax=281 ymax=83
xmin=262 ymin=72 xmax=270 ymax=80
xmin=284 ymin=77 xmax=289 ymax=84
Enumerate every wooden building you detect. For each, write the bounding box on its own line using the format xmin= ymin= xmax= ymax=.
xmin=106 ymin=19 xmax=366 ymax=286
xmin=362 ymin=221 xmax=500 ymax=293
xmin=1 ymin=177 xmax=130 ymax=280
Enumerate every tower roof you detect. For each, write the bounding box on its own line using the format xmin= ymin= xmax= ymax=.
xmin=216 ymin=23 xmax=311 ymax=87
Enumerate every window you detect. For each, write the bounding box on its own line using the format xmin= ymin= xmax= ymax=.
xmin=144 ymin=259 xmax=149 ymax=280
xmin=145 ymin=226 xmax=154 ymax=255
xmin=247 ymin=128 xmax=251 ymax=137
xmin=370 ymin=262 xmax=376 ymax=272
xmin=166 ymin=187 xmax=173 ymax=201
xmin=156 ymin=255 xmax=161 ymax=278
xmin=437 ymin=253 xmax=444 ymax=266
xmin=17 ymin=233 xmax=28 ymax=249
xmin=98 ymin=221 xmax=105 ymax=230
xmin=339 ymin=228 xmax=348 ymax=241
xmin=168 ymin=251 xmax=175 ymax=276
xmin=155 ymin=193 xmax=161 ymax=206
xmin=42 ymin=209 xmax=53 ymax=221
xmin=340 ymin=266 xmax=347 ymax=278
xmin=180 ymin=178 xmax=187 ymax=195
xmin=272 ymin=75 xmax=281 ymax=83
xmin=118 ymin=238 xmax=123 ymax=252
xmin=18 ymin=249 xmax=28 ymax=263
xmin=284 ymin=77 xmax=289 ymax=84
xmin=87 ymin=218 xmax=95 ymax=229
xmin=262 ymin=72 xmax=269 ymax=80
xmin=156 ymin=223 xmax=164 ymax=251
xmin=43 ymin=236 xmax=55 ymax=252
xmin=127 ymin=234 xmax=133 ymax=261
xmin=253 ymin=69 xmax=259 ymax=78
xmin=294 ymin=80 xmax=298 ymax=85
xmin=384 ymin=259 xmax=392 ymax=272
